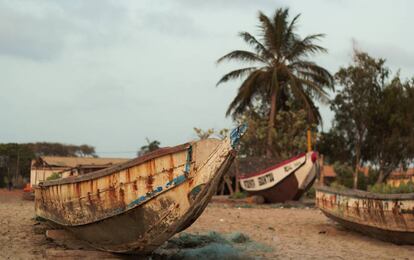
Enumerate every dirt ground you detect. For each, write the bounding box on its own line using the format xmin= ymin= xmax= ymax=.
xmin=1 ymin=189 xmax=414 ymax=259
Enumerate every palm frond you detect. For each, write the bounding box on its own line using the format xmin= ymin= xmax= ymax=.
xmin=216 ymin=67 xmax=259 ymax=86
xmin=273 ymin=8 xmax=290 ymax=53
xmin=226 ymin=70 xmax=271 ymax=117
xmin=289 ymin=78 xmax=323 ymax=124
xmin=285 ymin=13 xmax=301 ymax=42
xmin=290 ymin=61 xmax=334 ymax=89
xmin=286 ymin=34 xmax=327 ymax=60
xmin=217 ymin=50 xmax=267 ymax=64
xmin=297 ymin=78 xmax=331 ymax=104
xmin=258 ymin=11 xmax=278 ymax=54
xmin=238 ymin=32 xmax=274 ymax=62
xmin=296 ymin=70 xmax=332 ymax=87
xmin=286 ymin=71 xmax=324 ymax=124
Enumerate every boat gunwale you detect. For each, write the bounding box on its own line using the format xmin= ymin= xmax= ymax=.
xmin=319 ymin=208 xmax=414 ymax=239
xmin=316 ymin=185 xmax=414 ymax=200
xmin=38 ymin=143 xmax=190 ymax=187
xmin=239 ymin=153 xmax=306 ymax=180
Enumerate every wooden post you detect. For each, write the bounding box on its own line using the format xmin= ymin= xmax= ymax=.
xmin=234 ymin=157 xmax=240 ymax=193
xmin=319 ymin=154 xmax=325 ymax=184
xmin=224 ymin=175 xmax=234 ymax=195
xmin=307 ymin=128 xmax=312 ymax=153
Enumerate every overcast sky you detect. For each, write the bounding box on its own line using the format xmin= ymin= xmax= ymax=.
xmin=1 ymin=0 xmax=413 ymax=158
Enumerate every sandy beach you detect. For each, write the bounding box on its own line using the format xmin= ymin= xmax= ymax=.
xmin=1 ymin=189 xmax=414 ymax=259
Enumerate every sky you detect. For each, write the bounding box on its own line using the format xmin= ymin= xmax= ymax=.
xmin=1 ymin=0 xmax=413 ymax=158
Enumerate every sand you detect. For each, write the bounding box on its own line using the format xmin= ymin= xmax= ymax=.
xmin=1 ymin=189 xmax=414 ymax=259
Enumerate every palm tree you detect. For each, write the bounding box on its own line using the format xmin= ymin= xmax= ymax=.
xmin=217 ymin=8 xmax=334 ymax=158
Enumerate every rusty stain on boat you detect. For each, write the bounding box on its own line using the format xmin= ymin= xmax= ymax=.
xmin=34 ymin=125 xmax=247 ymax=254
xmin=316 ymin=185 xmax=414 ymax=244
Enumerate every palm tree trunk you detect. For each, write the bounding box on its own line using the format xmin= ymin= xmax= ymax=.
xmin=266 ymin=89 xmax=277 ymax=158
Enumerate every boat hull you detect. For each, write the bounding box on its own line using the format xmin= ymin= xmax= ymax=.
xmin=316 ymin=186 xmax=414 ymax=244
xmin=35 ymin=135 xmax=240 ymax=254
xmin=240 ymin=152 xmax=318 ymax=203
xmin=67 ymin=154 xmax=234 ymax=253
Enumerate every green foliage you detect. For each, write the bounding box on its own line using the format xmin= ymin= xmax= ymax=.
xmin=0 ymin=142 xmax=97 ymax=187
xmin=217 ymin=7 xmax=333 ymax=120
xmin=193 ymin=128 xmax=229 ymax=140
xmin=138 ymin=138 xmax=161 ymax=156
xmin=318 ymin=131 xmax=350 ymax=165
xmin=229 ymin=191 xmax=248 ymax=199
xmin=332 ymin=162 xmax=354 ymax=189
xmin=26 ymin=142 xmax=96 ymax=157
xmin=193 ymin=128 xmax=215 ymax=140
xmin=46 ymin=172 xmax=61 ymax=181
xmin=329 ymin=161 xmax=378 ymax=191
xmin=304 ymin=186 xmax=316 ymax=198
xmin=217 ymin=7 xmax=333 ymax=157
xmin=237 ymin=104 xmax=316 ymax=160
xmin=364 ymin=77 xmax=414 ymax=182
xmin=368 ymin=181 xmax=414 ymax=194
xmin=329 ymin=51 xmax=388 ymax=168
xmin=329 ymin=181 xmax=348 ymax=191
xmin=0 ymin=144 xmax=35 ymax=187
xmin=322 ymin=50 xmax=414 ymax=184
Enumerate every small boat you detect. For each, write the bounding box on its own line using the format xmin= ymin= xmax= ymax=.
xmin=316 ymin=185 xmax=414 ymax=244
xmin=239 ymin=152 xmax=318 ymax=203
xmin=35 ymin=126 xmax=246 ymax=254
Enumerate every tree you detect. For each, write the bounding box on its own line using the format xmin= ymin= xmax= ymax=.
xmin=193 ymin=127 xmax=229 ymax=140
xmin=217 ymin=8 xmax=333 ymax=158
xmin=318 ymin=131 xmax=351 ymax=165
xmin=138 ymin=138 xmax=161 ymax=156
xmin=0 ymin=144 xmax=35 ymax=187
xmin=193 ymin=128 xmax=215 ymax=140
xmin=331 ymin=50 xmax=388 ymax=188
xmin=78 ymin=144 xmax=97 ymax=157
xmin=237 ymin=102 xmax=315 ymax=161
xmin=26 ymin=142 xmax=97 ymax=157
xmin=364 ymin=77 xmax=414 ymax=183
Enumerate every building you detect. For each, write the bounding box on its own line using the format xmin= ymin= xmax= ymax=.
xmin=30 ymin=156 xmax=129 ymax=187
xmin=386 ymin=168 xmax=414 ymax=187
xmin=319 ymin=164 xmax=370 ymax=185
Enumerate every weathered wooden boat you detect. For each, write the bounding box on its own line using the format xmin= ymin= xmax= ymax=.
xmin=239 ymin=152 xmax=318 ymax=203
xmin=35 ymin=126 xmax=246 ymax=254
xmin=316 ymin=185 xmax=414 ymax=244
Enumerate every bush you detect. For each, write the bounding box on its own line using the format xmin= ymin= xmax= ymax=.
xmin=304 ymin=186 xmax=316 ymax=198
xmin=331 ymin=162 xmax=379 ymax=191
xmin=333 ymin=162 xmax=354 ymax=188
xmin=368 ymin=181 xmax=414 ymax=194
xmin=229 ymin=191 xmax=248 ymax=199
xmin=46 ymin=172 xmax=61 ymax=181
xmin=329 ymin=181 xmax=348 ymax=190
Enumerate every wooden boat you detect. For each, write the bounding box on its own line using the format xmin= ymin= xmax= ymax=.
xmin=35 ymin=126 xmax=246 ymax=254
xmin=239 ymin=152 xmax=318 ymax=203
xmin=316 ymin=185 xmax=414 ymax=244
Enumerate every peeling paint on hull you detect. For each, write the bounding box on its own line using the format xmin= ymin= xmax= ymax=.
xmin=35 ymin=137 xmax=236 ymax=254
xmin=316 ymin=186 xmax=414 ymax=244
